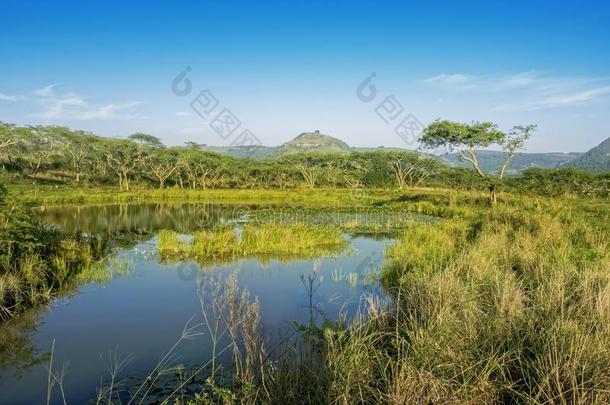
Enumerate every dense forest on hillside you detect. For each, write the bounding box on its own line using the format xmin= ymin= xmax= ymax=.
xmin=563 ymin=137 xmax=610 ymax=172
xmin=1 ymin=122 xmax=609 ymax=197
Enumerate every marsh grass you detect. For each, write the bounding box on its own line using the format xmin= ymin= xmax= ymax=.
xmin=15 ymin=186 xmax=391 ymax=207
xmin=0 ymin=237 xmax=98 ymax=321
xmin=361 ymin=197 xmax=610 ymax=403
xmin=157 ymin=223 xmax=347 ymax=265
xmin=173 ymin=191 xmax=610 ymax=404
xmin=24 ymin=187 xmax=610 ymax=403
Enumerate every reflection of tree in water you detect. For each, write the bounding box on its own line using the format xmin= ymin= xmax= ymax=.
xmin=36 ymin=203 xmax=247 ymax=235
xmin=0 ymin=307 xmax=48 ymax=377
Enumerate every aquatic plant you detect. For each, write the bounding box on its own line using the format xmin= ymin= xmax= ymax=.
xmin=157 ymin=223 xmax=347 ymax=264
xmin=0 ymin=195 xmax=102 ymax=321
xmin=169 ymin=191 xmax=610 ymax=403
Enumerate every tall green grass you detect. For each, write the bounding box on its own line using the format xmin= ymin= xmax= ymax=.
xmin=157 ymin=223 xmax=347 ymax=264
xmin=0 ymin=237 xmax=95 ymax=321
xmin=282 ymin=197 xmax=610 ymax=403
xmin=0 ymin=191 xmax=107 ymax=321
xmin=188 ymin=191 xmax=610 ymax=404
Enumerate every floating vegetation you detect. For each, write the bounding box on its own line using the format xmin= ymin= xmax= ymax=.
xmin=157 ymin=223 xmax=347 ymax=264
xmin=250 ymin=206 xmax=438 ymax=236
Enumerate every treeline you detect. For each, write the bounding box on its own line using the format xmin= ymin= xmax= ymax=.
xmin=1 ymin=123 xmax=609 ymax=197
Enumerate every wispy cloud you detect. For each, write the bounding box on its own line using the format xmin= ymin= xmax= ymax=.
xmin=33 ymin=95 xmax=86 ymax=119
xmin=0 ymin=92 xmax=20 ymax=102
xmin=528 ymin=86 xmax=610 ymax=109
xmin=73 ymin=102 xmax=144 ymax=120
xmin=501 ymin=72 xmax=538 ymax=88
xmin=31 ymin=84 xmax=144 ymax=120
xmin=426 ymin=72 xmax=610 ymax=111
xmin=424 ymin=71 xmax=541 ymax=91
xmin=33 ymin=83 xmax=59 ymax=97
xmin=425 ymin=73 xmax=476 ymax=90
xmin=176 ymin=111 xmax=193 ymax=117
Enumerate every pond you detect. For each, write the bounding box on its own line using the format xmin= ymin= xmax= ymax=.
xmin=0 ymin=203 xmax=421 ymax=404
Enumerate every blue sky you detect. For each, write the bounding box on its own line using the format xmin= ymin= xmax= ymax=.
xmin=1 ymin=0 xmax=609 ymax=152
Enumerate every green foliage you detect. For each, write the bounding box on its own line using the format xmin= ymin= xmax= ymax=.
xmin=421 ymin=120 xmax=506 ymax=150
xmin=0 ymin=191 xmax=97 ymax=320
xmin=514 ymin=167 xmax=610 ymax=197
xmin=440 ymin=150 xmax=581 ymax=175
xmin=224 ymin=190 xmax=610 ymax=404
xmin=128 ymin=132 xmax=163 ymax=147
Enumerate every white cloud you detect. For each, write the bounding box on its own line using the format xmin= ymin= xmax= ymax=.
xmin=33 ymin=83 xmax=59 ymax=97
xmin=0 ymin=92 xmax=19 ymax=102
xmin=425 ymin=71 xmax=542 ymax=91
xmin=530 ymin=86 xmax=610 ymax=109
xmin=72 ymin=102 xmax=144 ymax=120
xmin=33 ymin=95 xmax=86 ymax=119
xmin=425 ymin=73 xmax=476 ymax=89
xmin=176 ymin=111 xmax=193 ymax=117
xmin=500 ymin=72 xmax=538 ymax=88
xmin=426 ymin=72 xmax=610 ymax=111
xmin=31 ymin=84 xmax=144 ymax=120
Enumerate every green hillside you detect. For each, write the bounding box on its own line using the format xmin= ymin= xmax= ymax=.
xmin=274 ymin=131 xmax=352 ymax=156
xmin=205 ymin=131 xmax=352 ymax=158
xmin=562 ymin=137 xmax=610 ymax=172
xmin=440 ymin=150 xmax=583 ymax=174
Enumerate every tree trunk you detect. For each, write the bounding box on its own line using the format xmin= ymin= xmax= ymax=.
xmin=489 ymin=184 xmax=497 ymax=205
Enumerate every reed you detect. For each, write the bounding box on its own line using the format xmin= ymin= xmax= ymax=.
xmin=157 ymin=223 xmax=347 ymax=264
xmin=189 ymin=192 xmax=610 ymax=403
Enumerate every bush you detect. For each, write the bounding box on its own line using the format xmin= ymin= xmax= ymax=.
xmin=0 ymin=190 xmax=94 ymax=320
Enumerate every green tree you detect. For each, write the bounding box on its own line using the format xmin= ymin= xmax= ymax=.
xmin=0 ymin=123 xmax=21 ymax=150
xmin=147 ymin=148 xmax=181 ymax=189
xmin=55 ymin=127 xmax=97 ymax=183
xmin=421 ymin=120 xmax=535 ymax=203
xmin=128 ymin=132 xmax=164 ymax=148
xmin=284 ymin=154 xmax=327 ymax=189
xmin=102 ymin=139 xmax=146 ymax=191
xmin=387 ymin=151 xmax=438 ymax=190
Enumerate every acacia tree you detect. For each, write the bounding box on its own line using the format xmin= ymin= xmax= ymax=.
xmin=56 ymin=128 xmax=96 ymax=183
xmin=0 ymin=124 xmax=28 ymax=171
xmin=103 ymin=139 xmax=146 ymax=191
xmin=421 ymin=120 xmax=536 ymax=203
xmin=0 ymin=123 xmax=21 ymax=150
xmin=20 ymin=127 xmax=61 ymax=181
xmin=128 ymin=132 xmax=164 ymax=148
xmin=499 ymin=125 xmax=537 ymax=178
xmin=389 ymin=152 xmax=440 ymax=190
xmin=179 ymin=148 xmax=222 ymax=189
xmin=148 ymin=148 xmax=181 ymax=189
xmin=286 ymin=155 xmax=324 ymax=189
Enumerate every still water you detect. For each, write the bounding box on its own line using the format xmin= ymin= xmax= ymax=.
xmin=0 ymin=203 xmax=400 ymax=404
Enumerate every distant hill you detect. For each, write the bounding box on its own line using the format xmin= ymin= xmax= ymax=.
xmin=202 ymin=131 xmax=592 ymax=173
xmin=202 ymin=145 xmax=277 ymax=159
xmin=440 ymin=150 xmax=583 ymax=174
xmin=204 ymin=131 xmax=353 ymax=158
xmin=274 ymin=131 xmax=352 ymax=156
xmin=562 ymin=137 xmax=610 ymax=172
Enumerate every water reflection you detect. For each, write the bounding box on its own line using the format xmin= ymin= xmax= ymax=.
xmin=0 ymin=308 xmax=48 ymax=378
xmin=0 ymin=203 xmax=396 ymax=404
xmin=36 ymin=203 xmax=248 ymax=234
